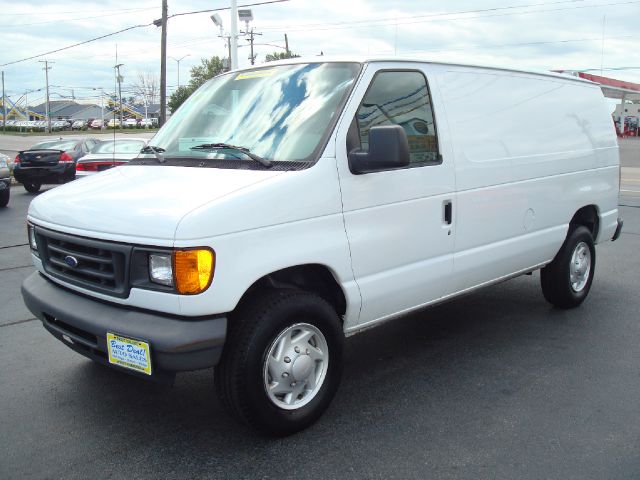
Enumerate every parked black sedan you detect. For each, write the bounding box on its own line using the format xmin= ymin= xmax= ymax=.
xmin=13 ymin=138 xmax=100 ymax=193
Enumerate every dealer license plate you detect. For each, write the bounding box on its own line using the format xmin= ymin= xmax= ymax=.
xmin=106 ymin=333 xmax=152 ymax=375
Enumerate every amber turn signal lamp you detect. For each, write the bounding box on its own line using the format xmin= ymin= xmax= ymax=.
xmin=173 ymin=248 xmax=215 ymax=294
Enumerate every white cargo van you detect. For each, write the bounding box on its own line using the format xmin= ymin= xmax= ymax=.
xmin=22 ymin=58 xmax=623 ymax=435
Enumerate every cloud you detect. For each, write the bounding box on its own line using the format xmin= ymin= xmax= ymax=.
xmin=1 ymin=0 xmax=638 ymax=105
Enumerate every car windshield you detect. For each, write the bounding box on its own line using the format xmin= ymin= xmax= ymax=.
xmin=92 ymin=140 xmax=146 ymax=154
xmin=150 ymin=62 xmax=361 ymax=164
xmin=31 ymin=140 xmax=77 ymax=151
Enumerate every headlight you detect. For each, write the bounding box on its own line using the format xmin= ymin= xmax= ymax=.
xmin=0 ymin=158 xmax=7 ymax=168
xmin=149 ymin=253 xmax=173 ymax=286
xmin=174 ymin=248 xmax=215 ymax=295
xmin=148 ymin=248 xmax=215 ymax=294
xmin=27 ymin=224 xmax=38 ymax=254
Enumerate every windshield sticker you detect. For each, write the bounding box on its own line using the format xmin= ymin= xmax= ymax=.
xmin=235 ymin=69 xmax=276 ymax=80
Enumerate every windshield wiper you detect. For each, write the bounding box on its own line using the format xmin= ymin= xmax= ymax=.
xmin=189 ymin=143 xmax=272 ymax=168
xmin=140 ymin=145 xmax=166 ymax=163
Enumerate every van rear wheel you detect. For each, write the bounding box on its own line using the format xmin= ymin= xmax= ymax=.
xmin=214 ymin=289 xmax=343 ymax=436
xmin=541 ymin=225 xmax=595 ymax=308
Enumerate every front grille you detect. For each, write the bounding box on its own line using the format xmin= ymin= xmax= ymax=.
xmin=36 ymin=227 xmax=132 ymax=298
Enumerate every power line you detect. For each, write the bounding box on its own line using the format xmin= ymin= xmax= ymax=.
xmin=0 ymin=8 xmax=157 ymax=28
xmin=259 ymin=0 xmax=589 ymax=31
xmin=260 ymin=0 xmax=640 ymax=32
xmin=0 ymin=23 xmax=155 ymax=67
xmin=168 ymin=0 xmax=289 ymax=19
xmin=2 ymin=6 xmax=158 ymax=16
xmin=400 ymin=34 xmax=636 ymax=55
xmin=0 ymin=0 xmax=290 ymax=68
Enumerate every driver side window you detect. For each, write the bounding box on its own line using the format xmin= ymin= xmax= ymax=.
xmin=356 ymin=70 xmax=440 ymax=164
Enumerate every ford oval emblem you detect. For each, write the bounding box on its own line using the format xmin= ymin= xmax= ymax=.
xmin=63 ymin=255 xmax=79 ymax=268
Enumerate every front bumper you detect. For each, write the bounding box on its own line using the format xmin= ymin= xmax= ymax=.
xmin=22 ymin=272 xmax=227 ymax=382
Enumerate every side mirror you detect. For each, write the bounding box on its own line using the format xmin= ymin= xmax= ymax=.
xmin=348 ymin=125 xmax=410 ymax=174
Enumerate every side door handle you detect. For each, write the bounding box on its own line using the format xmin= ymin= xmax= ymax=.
xmin=443 ymin=200 xmax=452 ymax=225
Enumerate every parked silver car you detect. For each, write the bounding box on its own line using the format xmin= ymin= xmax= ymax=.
xmin=75 ymin=138 xmax=147 ymax=177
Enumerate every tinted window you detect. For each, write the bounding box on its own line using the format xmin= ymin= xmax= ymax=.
xmin=357 ymin=71 xmax=439 ymax=164
xmin=32 ymin=140 xmax=78 ymax=151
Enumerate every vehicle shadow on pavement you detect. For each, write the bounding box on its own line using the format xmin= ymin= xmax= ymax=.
xmin=53 ymin=272 xmax=618 ymax=456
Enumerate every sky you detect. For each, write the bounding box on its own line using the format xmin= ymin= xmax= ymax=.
xmin=0 ymin=0 xmax=638 ymax=109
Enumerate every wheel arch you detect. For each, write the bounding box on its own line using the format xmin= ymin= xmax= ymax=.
xmin=235 ymin=264 xmax=348 ymax=318
xmin=570 ymin=205 xmax=600 ymax=240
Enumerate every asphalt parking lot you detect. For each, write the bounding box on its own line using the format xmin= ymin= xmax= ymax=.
xmin=1 ymin=142 xmax=639 ymax=479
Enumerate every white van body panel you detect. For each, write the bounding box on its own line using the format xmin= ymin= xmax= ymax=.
xmin=172 ymin=156 xmax=360 ymax=319
xmin=28 ymin=155 xmax=361 ymax=321
xmin=435 ymin=66 xmax=619 ymax=293
xmin=330 ymin=61 xmax=619 ymax=332
xmin=334 ymin=62 xmax=457 ymax=330
xmin=25 ymin=57 xmax=620 ymax=335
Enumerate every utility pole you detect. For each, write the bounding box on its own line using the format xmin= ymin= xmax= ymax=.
xmin=159 ymin=0 xmax=168 ymax=126
xmin=284 ymin=33 xmax=290 ymax=56
xmin=242 ymin=28 xmax=262 ymax=65
xmin=115 ymin=64 xmax=124 ymax=127
xmin=1 ymin=71 xmax=5 ymax=134
xmin=230 ymin=0 xmax=238 ymax=70
xmin=39 ymin=60 xmax=53 ymax=133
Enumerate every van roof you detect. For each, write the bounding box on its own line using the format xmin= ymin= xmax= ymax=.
xmin=240 ymin=55 xmax=596 ymax=86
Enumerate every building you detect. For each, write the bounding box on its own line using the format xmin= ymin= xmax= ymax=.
xmin=31 ymin=101 xmax=103 ymax=121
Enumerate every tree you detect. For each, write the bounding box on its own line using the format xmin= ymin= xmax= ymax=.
xmin=168 ymin=86 xmax=192 ymax=114
xmin=131 ymin=72 xmax=159 ymax=106
xmin=188 ymin=56 xmax=226 ymax=90
xmin=265 ymin=51 xmax=300 ymax=62
xmin=168 ymin=56 xmax=226 ymax=113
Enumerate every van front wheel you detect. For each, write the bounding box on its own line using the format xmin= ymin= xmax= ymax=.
xmin=541 ymin=225 xmax=595 ymax=308
xmin=214 ymin=290 xmax=343 ymax=436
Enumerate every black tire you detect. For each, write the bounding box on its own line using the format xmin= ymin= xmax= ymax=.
xmin=0 ymin=187 xmax=9 ymax=207
xmin=541 ymin=225 xmax=596 ymax=309
xmin=215 ymin=289 xmax=343 ymax=436
xmin=24 ymin=182 xmax=41 ymax=193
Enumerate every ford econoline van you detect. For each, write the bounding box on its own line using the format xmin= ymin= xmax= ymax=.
xmin=21 ymin=58 xmax=623 ymax=435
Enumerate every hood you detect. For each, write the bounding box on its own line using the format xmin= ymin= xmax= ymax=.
xmin=28 ymin=165 xmax=284 ymax=242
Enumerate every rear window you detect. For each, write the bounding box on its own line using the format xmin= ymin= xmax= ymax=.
xmin=92 ymin=140 xmax=146 ymax=154
xmin=31 ymin=140 xmax=78 ymax=151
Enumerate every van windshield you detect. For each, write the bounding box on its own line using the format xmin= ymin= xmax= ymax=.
xmin=150 ymin=62 xmax=361 ymax=166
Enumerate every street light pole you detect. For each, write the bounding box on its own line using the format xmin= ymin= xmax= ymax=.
xmin=230 ymin=0 xmax=238 ymax=70
xmin=114 ymin=64 xmax=124 ymax=128
xmin=170 ymin=55 xmax=190 ymax=88
xmin=93 ymin=87 xmax=104 ymax=129
xmin=39 ymin=60 xmax=53 ymax=133
xmin=160 ymin=0 xmax=168 ymax=126
xmin=2 ymin=71 xmax=5 ymax=133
